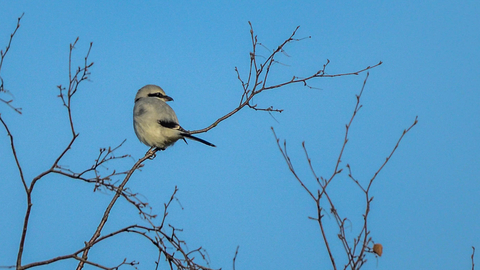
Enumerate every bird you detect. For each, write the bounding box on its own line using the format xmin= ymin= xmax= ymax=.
xmin=133 ymin=84 xmax=215 ymax=151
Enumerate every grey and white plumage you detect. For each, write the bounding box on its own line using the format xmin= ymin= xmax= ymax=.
xmin=133 ymin=84 xmax=215 ymax=150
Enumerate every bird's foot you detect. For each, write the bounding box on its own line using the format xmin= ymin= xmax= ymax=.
xmin=146 ymin=147 xmax=157 ymax=159
xmin=146 ymin=147 xmax=165 ymax=159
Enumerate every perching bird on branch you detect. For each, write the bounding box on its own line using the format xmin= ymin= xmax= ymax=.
xmin=133 ymin=84 xmax=215 ymax=150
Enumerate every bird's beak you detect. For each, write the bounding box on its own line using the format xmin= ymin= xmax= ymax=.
xmin=165 ymin=95 xmax=174 ymax=101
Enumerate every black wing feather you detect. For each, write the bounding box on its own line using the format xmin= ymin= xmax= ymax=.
xmin=157 ymin=120 xmax=215 ymax=147
xmin=158 ymin=120 xmax=180 ymax=129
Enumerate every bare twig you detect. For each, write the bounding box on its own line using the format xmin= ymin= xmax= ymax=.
xmin=233 ymin=246 xmax=240 ymax=270
xmin=329 ymin=73 xmax=370 ymax=184
xmin=473 ymin=246 xmax=476 ymax=270
xmin=0 ymin=13 xmax=24 ymax=114
xmin=0 ymin=117 xmax=27 ymax=190
xmin=272 ymin=128 xmax=316 ymax=201
xmin=57 ymin=37 xmax=93 ymax=137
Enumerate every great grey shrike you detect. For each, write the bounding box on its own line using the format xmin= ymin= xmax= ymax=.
xmin=133 ymin=84 xmax=215 ymax=150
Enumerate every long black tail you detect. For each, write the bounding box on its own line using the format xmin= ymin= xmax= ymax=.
xmin=182 ymin=133 xmax=216 ymax=147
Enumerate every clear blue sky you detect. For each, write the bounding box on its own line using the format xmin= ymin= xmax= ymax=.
xmin=1 ymin=1 xmax=479 ymax=269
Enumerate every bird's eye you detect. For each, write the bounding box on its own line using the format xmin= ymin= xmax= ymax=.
xmin=148 ymin=92 xmax=165 ymax=98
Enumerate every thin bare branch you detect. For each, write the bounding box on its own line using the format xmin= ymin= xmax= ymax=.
xmin=0 ymin=13 xmax=24 ymax=114
xmin=272 ymin=127 xmax=316 ymax=201
xmin=365 ymin=116 xmax=418 ymax=192
xmin=302 ymin=141 xmax=322 ymax=185
xmin=0 ymin=13 xmax=24 ymax=72
xmin=0 ymin=116 xmax=27 ymax=191
xmin=327 ymin=72 xmax=370 ymax=185
xmin=472 ymin=246 xmax=476 ymax=270
xmin=232 ymin=246 xmax=240 ymax=270
xmin=0 ymin=96 xmax=22 ymax=114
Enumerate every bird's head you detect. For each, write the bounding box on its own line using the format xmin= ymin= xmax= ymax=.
xmin=135 ymin=85 xmax=174 ymax=102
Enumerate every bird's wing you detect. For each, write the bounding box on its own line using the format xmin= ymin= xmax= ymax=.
xmin=154 ymin=101 xmax=184 ymax=130
xmin=158 ymin=120 xmax=181 ymax=129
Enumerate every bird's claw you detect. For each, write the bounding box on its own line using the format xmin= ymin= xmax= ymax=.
xmin=146 ymin=147 xmax=157 ymax=159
